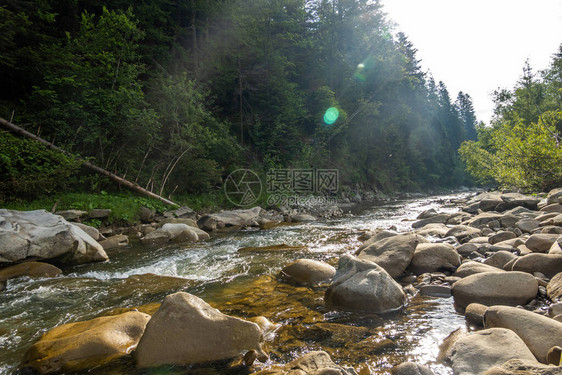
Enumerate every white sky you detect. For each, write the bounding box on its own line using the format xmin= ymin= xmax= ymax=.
xmin=382 ymin=0 xmax=562 ymax=124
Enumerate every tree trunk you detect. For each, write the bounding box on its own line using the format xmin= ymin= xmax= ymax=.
xmin=0 ymin=117 xmax=179 ymax=206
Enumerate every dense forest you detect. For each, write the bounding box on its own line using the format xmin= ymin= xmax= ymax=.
xmin=0 ymin=0 xmax=479 ymax=201
xmin=460 ymin=47 xmax=562 ymax=192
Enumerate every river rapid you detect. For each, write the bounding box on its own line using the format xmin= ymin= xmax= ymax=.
xmin=0 ymin=193 xmax=471 ymax=374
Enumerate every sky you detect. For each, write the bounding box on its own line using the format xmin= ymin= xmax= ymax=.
xmin=382 ymin=0 xmax=562 ymax=124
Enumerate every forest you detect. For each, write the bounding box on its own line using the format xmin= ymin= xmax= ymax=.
xmin=1 ymin=0 xmax=483 ymax=203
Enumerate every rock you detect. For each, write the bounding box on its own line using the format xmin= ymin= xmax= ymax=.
xmin=55 ymin=210 xmax=87 ymax=221
xmin=325 ymin=254 xmax=408 ymax=313
xmin=22 ymin=311 xmax=150 ymax=374
xmin=465 ymin=303 xmax=488 ymax=329
xmin=140 ymin=230 xmax=171 ymax=245
xmin=71 ymin=222 xmax=102 ymax=241
xmin=510 ymin=254 xmax=562 ymax=278
xmin=0 ymin=261 xmax=62 ymax=281
xmin=408 ymin=243 xmax=461 ymax=275
xmin=437 ymin=327 xmax=466 ymax=364
xmin=526 ymin=234 xmax=561 ymax=253
xmin=449 ymin=328 xmax=536 ymax=375
xmin=483 ymin=359 xmax=562 ymax=375
xmin=88 ymin=208 xmax=111 ymax=219
xmin=452 ymin=271 xmax=538 ymax=312
xmin=457 ymin=243 xmax=479 ymax=257
xmin=419 ymin=284 xmax=452 ymax=297
xmin=484 ymin=305 xmax=562 ymax=363
xmin=197 ymin=215 xmax=218 ymax=231
xmin=483 ymin=251 xmax=518 ymax=269
xmin=550 ymin=302 xmax=562 ymax=317
xmin=417 ymin=208 xmax=438 ymax=219
xmin=171 ymin=206 xmax=196 ymax=219
xmin=292 ymin=214 xmax=317 ymax=222
xmin=280 ymin=259 xmax=336 ymax=284
xmin=446 ymin=225 xmax=482 ymax=242
xmin=357 ymin=230 xmax=399 ymax=252
xmin=547 ymin=272 xmax=562 ymax=302
xmin=416 ymin=223 xmax=450 ymax=237
xmin=201 ymin=207 xmax=262 ymax=228
xmin=489 ymin=231 xmax=517 ymax=245
xmin=391 ymin=362 xmax=435 ymax=375
xmin=157 ymin=217 xmax=198 ymax=228
xmin=191 ymin=227 xmax=210 ymax=240
xmin=464 ymin=212 xmax=503 ymax=228
xmin=541 ymin=204 xmax=562 ymax=214
xmin=253 ymin=351 xmax=354 ymax=375
xmin=139 ymin=207 xmax=155 ymax=223
xmin=160 ymin=223 xmax=199 ymax=242
xmin=411 ymin=214 xmax=450 ymax=229
xmin=501 ymin=193 xmax=541 ymax=210
xmin=547 ymin=188 xmax=562 ymax=205
xmin=0 ymin=209 xmax=108 ymax=265
xmin=480 ymin=195 xmax=504 ymax=211
xmin=550 ymin=241 xmax=562 ymax=255
xmin=135 ymin=292 xmax=266 ymax=368
xmin=547 ymin=346 xmax=562 ymax=366
xmin=455 ymin=261 xmax=506 ymax=278
xmin=357 ymin=234 xmax=423 ymax=278
xmin=516 ymin=219 xmax=540 ymax=234
xmin=98 ymin=234 xmax=129 ymax=250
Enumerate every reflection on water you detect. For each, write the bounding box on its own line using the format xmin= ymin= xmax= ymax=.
xmin=0 ymin=193 xmax=468 ymax=374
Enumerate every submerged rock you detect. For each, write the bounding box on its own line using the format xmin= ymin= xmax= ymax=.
xmin=21 ymin=311 xmax=150 ymax=374
xmin=253 ymin=351 xmax=354 ymax=375
xmin=325 ymin=254 xmax=407 ymax=313
xmin=0 ymin=209 xmax=107 ymax=265
xmin=280 ymin=259 xmax=335 ymax=284
xmin=0 ymin=261 xmax=61 ymax=281
xmin=135 ymin=292 xmax=267 ymax=368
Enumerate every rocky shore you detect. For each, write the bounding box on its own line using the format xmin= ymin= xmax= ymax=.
xmin=1 ymin=187 xmax=562 ymax=374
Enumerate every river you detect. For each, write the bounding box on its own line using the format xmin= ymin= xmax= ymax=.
xmin=0 ymin=192 xmax=470 ymax=374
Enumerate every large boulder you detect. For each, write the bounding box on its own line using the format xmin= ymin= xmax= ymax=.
xmin=160 ymin=223 xmax=199 ymax=242
xmin=525 ymin=234 xmax=561 ymax=253
xmin=483 ymin=359 xmax=562 ymax=375
xmin=452 ymin=271 xmax=538 ymax=312
xmin=357 ymin=234 xmax=424 ymax=278
xmin=449 ymin=328 xmax=537 ymax=375
xmin=455 ymin=261 xmax=506 ymax=278
xmin=547 ymin=272 xmax=562 ymax=302
xmin=408 ymin=243 xmax=461 ymax=275
xmin=0 ymin=209 xmax=108 ymax=265
xmin=280 ymin=259 xmax=335 ymax=284
xmin=135 ymin=292 xmax=266 ymax=368
xmin=484 ymin=305 xmax=562 ymax=363
xmin=21 ymin=311 xmax=150 ymax=374
xmin=325 ymin=254 xmax=407 ymax=314
xmin=510 ymin=253 xmax=562 ymax=279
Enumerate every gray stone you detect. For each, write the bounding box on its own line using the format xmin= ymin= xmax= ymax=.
xmin=409 ymin=243 xmax=461 ymax=275
xmin=419 ymin=284 xmax=452 ymax=297
xmin=88 ymin=209 xmax=111 ymax=219
xmin=411 ymin=214 xmax=450 ymax=229
xmin=483 ymin=251 xmax=517 ymax=270
xmin=98 ymin=235 xmax=129 ymax=250
xmin=446 ymin=225 xmax=482 ymax=242
xmin=541 ymin=204 xmax=562 ymax=214
xmin=281 ymin=259 xmax=336 ymax=284
xmin=516 ymin=218 xmax=540 ymax=234
xmin=455 ymin=261 xmax=505 ymax=278
xmin=358 ymin=234 xmax=424 ymax=278
xmin=71 ymin=222 xmax=102 ymax=241
xmin=55 ymin=210 xmax=88 ymax=221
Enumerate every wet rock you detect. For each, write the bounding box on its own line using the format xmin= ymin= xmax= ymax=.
xmin=357 ymin=233 xmax=424 ymax=278
xmin=483 ymin=359 xmax=562 ymax=375
xmin=280 ymin=259 xmax=336 ymax=284
xmin=409 ymin=243 xmax=461 ymax=275
xmin=0 ymin=261 xmax=61 ymax=281
xmin=88 ymin=208 xmax=111 ymax=219
xmin=325 ymin=254 xmax=407 ymax=313
xmin=452 ymin=271 xmax=537 ymax=312
xmin=98 ymin=234 xmax=129 ymax=250
xmin=391 ymin=362 xmax=435 ymax=375
xmin=135 ymin=292 xmax=266 ymax=368
xmin=510 ymin=253 xmax=562 ymax=278
xmin=483 ymin=251 xmax=517 ymax=270
xmin=489 ymin=231 xmax=517 ymax=245
xmin=449 ymin=328 xmax=536 ymax=375
xmin=455 ymin=261 xmax=505 ymax=278
xmin=253 ymin=351 xmax=354 ymax=375
xmin=22 ymin=311 xmax=150 ymax=374
xmin=525 ymin=234 xmax=561 ymax=253
xmin=419 ymin=284 xmax=452 ymax=297
xmin=547 ymin=272 xmax=562 ymax=302
xmin=0 ymin=209 xmax=108 ymax=265
xmin=484 ymin=305 xmax=562 ymax=363
xmin=465 ymin=303 xmax=488 ymax=329
xmin=446 ymin=225 xmax=481 ymax=243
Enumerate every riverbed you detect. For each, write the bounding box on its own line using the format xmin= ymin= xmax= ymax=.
xmin=0 ymin=193 xmax=470 ymax=374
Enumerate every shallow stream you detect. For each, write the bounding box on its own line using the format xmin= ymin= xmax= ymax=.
xmin=0 ymin=193 xmax=470 ymax=374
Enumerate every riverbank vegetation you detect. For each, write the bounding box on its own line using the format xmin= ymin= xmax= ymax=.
xmin=459 ymin=46 xmax=562 ymax=192
xmin=1 ymin=0 xmax=478 ymax=206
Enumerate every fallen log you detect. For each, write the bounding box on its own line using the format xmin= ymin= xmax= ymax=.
xmin=0 ymin=117 xmax=178 ymax=206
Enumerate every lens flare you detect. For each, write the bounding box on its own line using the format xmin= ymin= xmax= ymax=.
xmin=323 ymin=107 xmax=339 ymax=125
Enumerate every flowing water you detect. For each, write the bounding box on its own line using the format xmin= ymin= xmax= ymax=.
xmin=0 ymin=193 xmax=470 ymax=374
